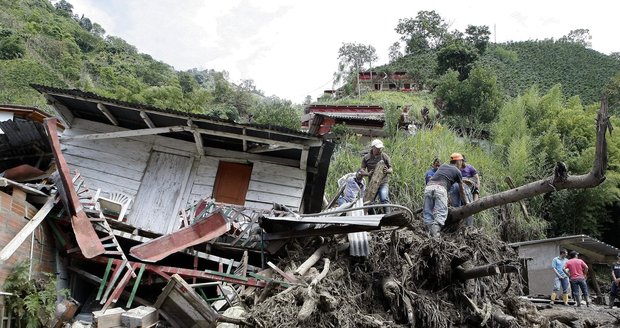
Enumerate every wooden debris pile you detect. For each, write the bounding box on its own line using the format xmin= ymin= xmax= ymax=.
xmin=245 ymin=226 xmax=560 ymax=328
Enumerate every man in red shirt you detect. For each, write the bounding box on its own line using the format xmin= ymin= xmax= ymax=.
xmin=563 ymin=251 xmax=590 ymax=307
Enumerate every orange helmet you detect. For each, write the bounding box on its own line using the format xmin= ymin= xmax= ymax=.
xmin=450 ymin=152 xmax=463 ymax=161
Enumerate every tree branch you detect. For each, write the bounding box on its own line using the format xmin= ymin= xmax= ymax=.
xmin=446 ymin=97 xmax=611 ymax=225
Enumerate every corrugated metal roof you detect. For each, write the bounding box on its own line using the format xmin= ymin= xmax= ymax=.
xmin=264 ymin=214 xmax=383 ymax=226
xmin=316 ymin=112 xmax=385 ymax=122
xmin=30 ymin=84 xmax=315 ymax=138
xmin=509 ymin=234 xmax=619 ymax=257
xmin=0 ymin=118 xmax=52 ymax=172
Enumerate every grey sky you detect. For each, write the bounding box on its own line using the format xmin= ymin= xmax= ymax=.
xmin=70 ymin=0 xmax=619 ymax=103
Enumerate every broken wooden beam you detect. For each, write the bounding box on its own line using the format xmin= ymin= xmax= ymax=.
xmin=154 ymin=274 xmax=219 ymax=328
xmin=0 ymin=196 xmax=55 ymax=261
xmin=130 ymin=211 xmax=229 ymax=262
xmin=44 ymin=118 xmax=105 ymax=258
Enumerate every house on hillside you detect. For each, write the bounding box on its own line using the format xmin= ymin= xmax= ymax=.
xmin=357 ymin=71 xmax=420 ymax=92
xmin=301 ymin=104 xmax=414 ymax=138
xmin=32 ymin=85 xmax=334 ymax=235
xmin=302 ymin=104 xmax=386 ymax=138
xmin=509 ymin=235 xmax=620 ymax=297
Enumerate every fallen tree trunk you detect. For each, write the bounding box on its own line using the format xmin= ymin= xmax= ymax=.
xmin=454 ymin=264 xmax=500 ymax=281
xmin=447 ymin=98 xmax=611 ymax=225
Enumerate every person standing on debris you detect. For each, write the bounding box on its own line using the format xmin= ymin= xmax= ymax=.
xmin=449 ymin=155 xmax=479 ymax=226
xmin=423 ymin=153 xmax=467 ymax=237
xmin=564 ymin=250 xmax=590 ymax=307
xmin=361 ymin=139 xmax=393 ymax=213
xmin=336 ymin=169 xmax=367 ymax=207
xmin=609 ymin=253 xmax=620 ymax=309
xmin=461 ymin=155 xmax=480 ymax=201
xmin=425 ymin=158 xmax=441 ymax=185
xmin=550 ymin=249 xmax=570 ymax=305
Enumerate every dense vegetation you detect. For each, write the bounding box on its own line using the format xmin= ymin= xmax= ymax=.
xmin=326 ymin=11 xmax=620 ymax=246
xmin=0 ymin=0 xmax=301 ymax=128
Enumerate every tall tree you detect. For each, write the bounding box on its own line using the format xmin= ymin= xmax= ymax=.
xmin=388 ymin=42 xmax=403 ymax=62
xmin=559 ymin=29 xmax=592 ymax=48
xmin=436 ymin=41 xmax=479 ymax=80
xmin=464 ymin=25 xmax=491 ymax=54
xmin=335 ymin=42 xmax=378 ymax=96
xmin=395 ymin=10 xmax=449 ymax=54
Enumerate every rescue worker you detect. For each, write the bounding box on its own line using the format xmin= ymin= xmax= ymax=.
xmin=423 ymin=153 xmax=467 ymax=237
xmin=361 ymin=139 xmax=393 ymax=214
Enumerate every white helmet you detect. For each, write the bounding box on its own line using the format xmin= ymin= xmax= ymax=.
xmin=371 ymin=139 xmax=384 ymax=149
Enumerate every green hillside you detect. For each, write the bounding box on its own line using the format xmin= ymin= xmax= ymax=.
xmin=0 ymin=0 xmax=301 ymax=128
xmin=481 ymin=41 xmax=620 ymax=104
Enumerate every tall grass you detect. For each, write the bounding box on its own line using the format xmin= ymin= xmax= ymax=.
xmin=325 ymin=126 xmax=548 ymax=240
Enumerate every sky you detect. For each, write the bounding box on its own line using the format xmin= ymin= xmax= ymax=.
xmin=69 ymin=0 xmax=619 ymax=103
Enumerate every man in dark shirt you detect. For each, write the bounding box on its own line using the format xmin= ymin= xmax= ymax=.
xmin=423 ymin=153 xmax=467 ymax=237
xmin=361 ymin=139 xmax=393 ymax=213
xmin=610 ymin=253 xmax=620 ymax=308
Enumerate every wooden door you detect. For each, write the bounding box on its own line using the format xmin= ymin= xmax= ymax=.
xmin=212 ymin=162 xmax=252 ymax=205
xmin=129 ymin=151 xmax=192 ymax=234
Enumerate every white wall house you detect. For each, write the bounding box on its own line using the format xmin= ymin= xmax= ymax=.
xmin=34 ymin=85 xmax=334 ymax=235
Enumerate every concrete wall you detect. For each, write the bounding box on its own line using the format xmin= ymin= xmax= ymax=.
xmin=517 ymin=242 xmax=560 ymax=296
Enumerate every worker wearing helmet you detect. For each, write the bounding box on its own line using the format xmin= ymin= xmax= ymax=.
xmin=361 ymin=139 xmax=393 ymax=213
xmin=423 ymin=152 xmax=467 ymax=237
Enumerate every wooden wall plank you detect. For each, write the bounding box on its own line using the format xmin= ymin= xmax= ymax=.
xmin=245 ymin=190 xmax=300 ymax=208
xmin=73 ymin=166 xmax=141 ymax=191
xmin=63 ymin=145 xmax=147 ymax=172
xmin=128 ymin=152 xmax=192 ymax=234
xmin=64 ymin=154 xmax=144 ymax=182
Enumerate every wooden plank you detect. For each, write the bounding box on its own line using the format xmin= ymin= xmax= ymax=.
xmin=60 ymin=125 xmax=189 ymax=141
xmin=68 ymin=166 xmax=141 ymax=192
xmin=97 ymin=103 xmax=118 ymax=126
xmin=44 ymin=118 xmax=105 ymax=258
xmin=62 ymin=142 xmax=149 ymax=170
xmin=128 ymin=152 xmax=193 ymax=234
xmin=140 ymin=111 xmax=156 ymax=128
xmin=247 ymin=181 xmax=303 ymax=199
xmin=65 ymin=119 xmax=156 ymax=144
xmin=300 ymin=146 xmax=309 ymax=170
xmin=364 ymin=160 xmax=386 ymax=203
xmin=130 ymin=211 xmax=229 ymax=262
xmin=0 ymin=178 xmax=48 ymax=196
xmin=204 ymin=146 xmax=300 ymax=167
xmin=195 ymin=157 xmax=219 ymax=177
xmin=0 ymin=197 xmax=54 ymax=261
xmin=154 ymin=274 xmax=219 ymax=328
xmin=44 ymin=94 xmax=73 ymax=127
xmin=244 ymin=190 xmax=300 ymax=209
xmin=253 ymin=161 xmax=306 ymax=180
xmin=63 ymin=153 xmax=144 ymax=182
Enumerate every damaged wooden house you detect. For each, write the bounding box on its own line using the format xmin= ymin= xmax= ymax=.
xmin=0 ymin=85 xmax=410 ymax=327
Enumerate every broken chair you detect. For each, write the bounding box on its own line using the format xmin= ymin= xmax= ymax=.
xmin=95 ymin=190 xmax=132 ymax=222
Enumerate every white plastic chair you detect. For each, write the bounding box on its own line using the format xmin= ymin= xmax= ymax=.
xmin=96 ymin=190 xmax=132 ymax=222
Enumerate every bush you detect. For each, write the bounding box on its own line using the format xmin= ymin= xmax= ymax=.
xmin=0 ymin=29 xmax=25 ymax=59
xmin=3 ymin=261 xmax=68 ymax=328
